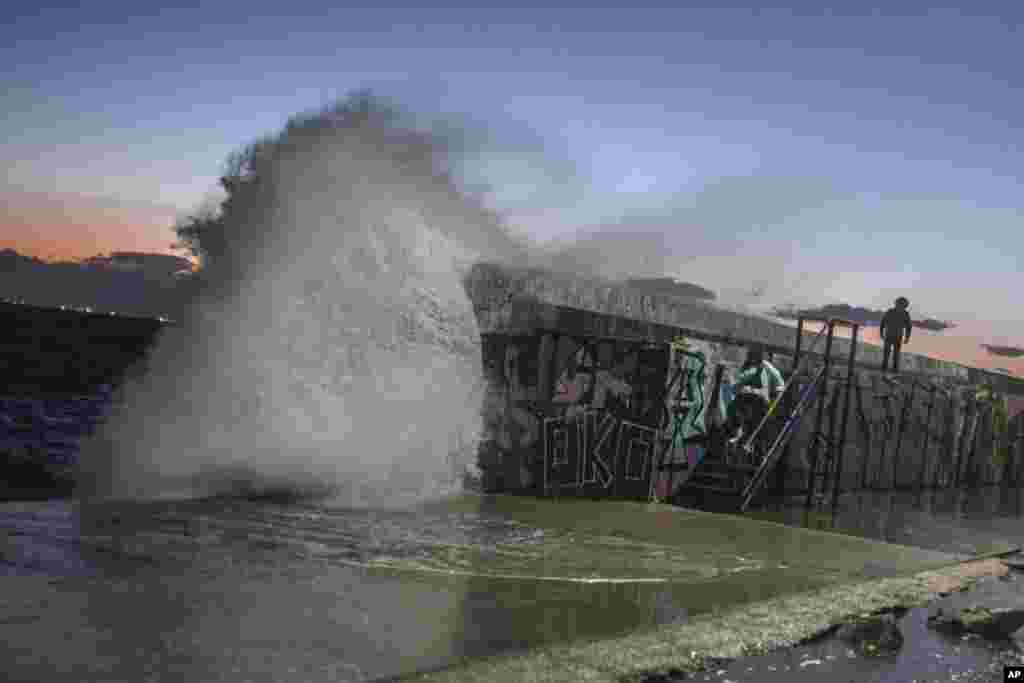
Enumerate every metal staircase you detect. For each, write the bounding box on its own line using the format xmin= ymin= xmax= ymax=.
xmin=667 ymin=316 xmax=862 ymax=513
xmin=672 ymin=435 xmax=760 ymax=510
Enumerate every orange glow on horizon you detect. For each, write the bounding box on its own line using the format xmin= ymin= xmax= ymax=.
xmin=2 ymin=191 xmax=1020 ymax=376
xmin=3 ymin=236 xmax=185 ymax=264
xmin=2 ymin=191 xmax=184 ymax=262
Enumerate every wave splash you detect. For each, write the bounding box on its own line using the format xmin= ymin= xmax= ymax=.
xmin=79 ymin=96 xmax=528 ymax=505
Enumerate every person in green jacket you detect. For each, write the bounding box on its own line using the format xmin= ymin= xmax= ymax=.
xmin=726 ymin=345 xmax=785 ymax=445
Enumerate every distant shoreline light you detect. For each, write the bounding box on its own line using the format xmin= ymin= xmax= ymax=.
xmin=0 ymin=298 xmax=174 ymax=324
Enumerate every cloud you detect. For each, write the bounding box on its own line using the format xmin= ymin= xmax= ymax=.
xmin=531 ymin=173 xmax=847 ymax=289
xmin=983 ymin=344 xmax=1024 ymax=359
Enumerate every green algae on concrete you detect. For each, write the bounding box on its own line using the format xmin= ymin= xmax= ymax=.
xmin=417 ymin=494 xmax=955 ymax=582
xmin=379 ymin=494 xmax=965 ymax=681
xmin=959 ymin=606 xmax=996 ymax=630
xmin=398 ymin=559 xmax=1003 ymax=683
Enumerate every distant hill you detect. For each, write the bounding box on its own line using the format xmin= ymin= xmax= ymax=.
xmin=983 ymin=345 xmax=1024 ymax=359
xmin=0 ymin=248 xmax=192 ymax=319
xmin=624 ymin=277 xmax=715 ymax=301
xmin=82 ymin=252 xmax=194 ymax=277
xmin=0 ymin=248 xmax=44 ymax=270
xmin=772 ymin=303 xmax=954 ymax=332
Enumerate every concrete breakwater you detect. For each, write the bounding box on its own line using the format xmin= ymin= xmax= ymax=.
xmin=0 ymin=494 xmax=966 ymax=682
xmin=462 ymin=262 xmax=1024 ymax=498
xmin=0 ymin=301 xmax=166 ymax=396
xmin=2 ymin=262 xmax=1023 ymax=501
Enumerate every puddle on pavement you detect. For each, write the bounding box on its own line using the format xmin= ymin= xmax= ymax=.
xmin=2 ymin=488 xmax=1021 ymax=682
xmin=680 ymin=604 xmax=1015 ymax=683
xmin=3 ymin=495 xmax=829 ymax=682
xmin=745 ymin=486 xmax=1024 ymax=558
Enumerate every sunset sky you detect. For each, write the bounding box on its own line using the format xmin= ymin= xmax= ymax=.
xmin=2 ymin=2 xmax=1022 ymax=370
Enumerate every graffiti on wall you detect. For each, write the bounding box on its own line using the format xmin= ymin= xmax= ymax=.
xmin=478 ymin=331 xmax=671 ymax=497
xmin=542 ymin=409 xmax=658 ymax=497
xmin=648 ymin=339 xmax=716 ymax=499
xmin=477 ymin=335 xmax=543 ymax=488
xmin=540 ymin=336 xmax=668 ymax=498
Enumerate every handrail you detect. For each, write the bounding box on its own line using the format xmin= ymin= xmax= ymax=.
xmin=798 ymin=316 xmax=859 ymax=328
xmin=740 ymin=365 xmax=826 ymax=511
xmin=740 ymin=322 xmax=829 ymax=452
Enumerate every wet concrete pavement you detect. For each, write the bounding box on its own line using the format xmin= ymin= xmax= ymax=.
xmin=0 ymin=493 xmax=961 ymax=682
xmin=673 ymin=596 xmax=1024 ymax=682
xmin=748 ymin=487 xmax=1024 ymax=560
xmin=668 ymin=486 xmax=1024 ymax=683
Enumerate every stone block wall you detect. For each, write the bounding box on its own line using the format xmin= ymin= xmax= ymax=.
xmin=465 ymin=263 xmax=1024 ymax=495
xmin=464 ymin=263 xmax=995 ymax=384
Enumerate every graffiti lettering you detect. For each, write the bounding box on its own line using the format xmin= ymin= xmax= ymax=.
xmin=581 ymin=411 xmax=617 ymax=487
xmin=620 ymin=420 xmax=656 ymax=481
xmin=550 ymin=425 xmax=569 ymax=467
xmin=543 ymin=410 xmax=658 ymax=495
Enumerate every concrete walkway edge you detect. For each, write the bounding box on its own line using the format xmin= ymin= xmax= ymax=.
xmin=398 ymin=551 xmax=1021 ymax=683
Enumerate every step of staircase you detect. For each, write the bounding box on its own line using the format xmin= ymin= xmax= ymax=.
xmin=674 ymin=455 xmax=770 ymax=511
xmin=681 ymin=482 xmax=741 ymax=496
xmin=696 ymin=473 xmax=737 ymax=483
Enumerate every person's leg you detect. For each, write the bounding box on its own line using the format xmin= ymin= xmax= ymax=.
xmin=730 ymin=394 xmax=761 ymax=443
xmin=893 ymin=338 xmax=903 ymax=373
xmin=752 ymin=396 xmax=769 ymax=428
xmin=744 ymin=395 xmax=769 ymax=437
xmin=727 ymin=395 xmax=750 ymax=442
xmin=725 ymin=398 xmax=739 ymax=436
xmin=882 ymin=340 xmax=892 ymax=371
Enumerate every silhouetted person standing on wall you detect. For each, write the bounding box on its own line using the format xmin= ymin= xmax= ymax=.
xmin=880 ymin=297 xmax=913 ymax=373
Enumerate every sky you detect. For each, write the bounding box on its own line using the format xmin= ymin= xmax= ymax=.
xmin=2 ymin=1 xmax=1023 ymax=367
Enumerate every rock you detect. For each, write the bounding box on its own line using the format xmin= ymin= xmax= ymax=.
xmin=461 ymin=464 xmax=483 ymax=492
xmin=836 ymin=613 xmax=904 ymax=655
xmin=928 ymin=575 xmax=1024 ymax=639
xmin=928 ymin=605 xmax=958 ymax=630
xmin=989 ymin=608 xmax=1024 ymax=637
xmin=1012 ymin=625 xmax=1024 ymax=647
xmin=476 ymin=440 xmax=502 ymax=468
xmin=959 ymin=606 xmax=995 ymax=630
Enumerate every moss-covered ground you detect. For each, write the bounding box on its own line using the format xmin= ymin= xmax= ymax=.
xmin=387 ymin=495 xmax=1013 ymax=682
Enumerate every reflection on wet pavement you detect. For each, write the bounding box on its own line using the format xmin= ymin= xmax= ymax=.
xmin=2 ymin=487 xmax=1023 ymax=682
xmin=1 ymin=497 xmax=712 ymax=682
xmin=683 ymin=605 xmax=1008 ymax=683
xmin=747 ymin=487 xmax=1024 ymax=559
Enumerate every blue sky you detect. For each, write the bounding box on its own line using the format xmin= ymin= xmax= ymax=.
xmin=2 ymin=1 xmax=1023 ymax=344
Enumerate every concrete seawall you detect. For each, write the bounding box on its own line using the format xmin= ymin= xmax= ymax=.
xmin=464 ymin=262 xmax=1024 ymax=495
xmin=465 ymin=263 xmax=1023 ymax=389
xmin=3 ymin=266 xmax=1021 ymax=497
xmin=0 ymin=302 xmax=166 ymax=396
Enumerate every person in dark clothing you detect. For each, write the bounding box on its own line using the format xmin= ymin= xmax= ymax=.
xmin=879 ymin=297 xmax=913 ymax=373
xmin=726 ymin=345 xmax=784 ymax=445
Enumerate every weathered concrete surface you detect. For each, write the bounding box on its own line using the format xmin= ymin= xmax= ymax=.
xmin=0 ymin=302 xmax=166 ymax=395
xmin=465 ymin=262 xmax=1024 ymax=493
xmin=399 ymin=551 xmax=1011 ymax=683
xmin=0 ymin=494 xmax=967 ymax=683
xmin=834 ymin=612 xmax=904 ymax=656
xmin=426 ymin=495 xmax=957 ymax=580
xmin=463 ymin=263 xmax=1009 ymax=384
xmin=927 ymin=571 xmax=1024 ymax=638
